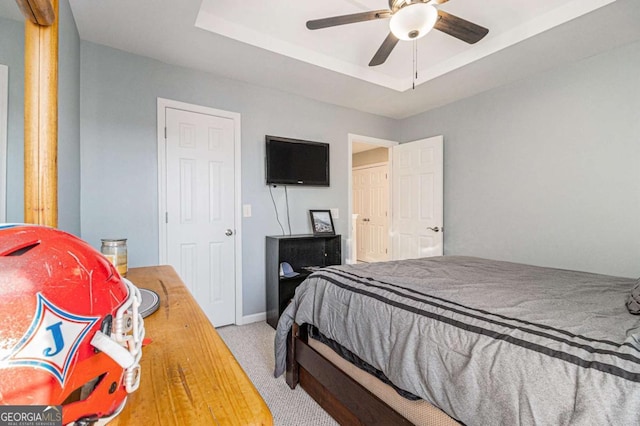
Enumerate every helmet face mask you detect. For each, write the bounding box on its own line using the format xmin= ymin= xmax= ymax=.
xmin=0 ymin=224 xmax=145 ymax=424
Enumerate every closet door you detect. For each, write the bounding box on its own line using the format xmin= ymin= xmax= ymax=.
xmin=353 ymin=164 xmax=389 ymax=263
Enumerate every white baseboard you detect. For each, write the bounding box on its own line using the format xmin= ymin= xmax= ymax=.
xmin=240 ymin=311 xmax=266 ymax=325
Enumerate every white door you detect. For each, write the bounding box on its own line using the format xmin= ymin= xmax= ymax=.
xmin=353 ymin=164 xmax=389 ymax=262
xmin=165 ymin=107 xmax=236 ymax=326
xmin=392 ymin=136 xmax=443 ymax=259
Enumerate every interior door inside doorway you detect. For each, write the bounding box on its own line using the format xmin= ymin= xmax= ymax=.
xmin=353 ymin=163 xmax=389 ymax=263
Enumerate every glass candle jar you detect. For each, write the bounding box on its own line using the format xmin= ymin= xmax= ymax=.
xmin=101 ymin=238 xmax=128 ymax=277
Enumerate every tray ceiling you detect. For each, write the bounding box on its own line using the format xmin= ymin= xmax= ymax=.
xmin=195 ymin=0 xmax=610 ymax=91
xmin=2 ymin=0 xmax=640 ymax=118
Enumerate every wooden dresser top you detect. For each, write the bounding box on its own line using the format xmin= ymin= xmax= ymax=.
xmin=110 ymin=265 xmax=272 ymax=426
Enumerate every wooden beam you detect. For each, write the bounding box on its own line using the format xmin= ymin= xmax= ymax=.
xmin=24 ymin=0 xmax=58 ymax=227
xmin=14 ymin=0 xmax=56 ymax=26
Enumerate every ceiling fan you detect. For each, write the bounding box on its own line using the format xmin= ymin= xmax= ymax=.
xmin=306 ymin=0 xmax=489 ymax=66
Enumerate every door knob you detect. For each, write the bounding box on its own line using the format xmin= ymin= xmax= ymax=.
xmin=225 ymin=229 xmax=234 ymax=236
xmin=427 ymin=226 xmax=440 ymax=232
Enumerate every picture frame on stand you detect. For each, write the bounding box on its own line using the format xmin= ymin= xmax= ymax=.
xmin=309 ymin=210 xmax=335 ymax=235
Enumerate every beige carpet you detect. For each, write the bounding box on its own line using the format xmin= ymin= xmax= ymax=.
xmin=217 ymin=321 xmax=338 ymax=426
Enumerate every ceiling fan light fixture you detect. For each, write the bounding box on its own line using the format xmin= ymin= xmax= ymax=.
xmin=389 ymin=3 xmax=438 ymax=41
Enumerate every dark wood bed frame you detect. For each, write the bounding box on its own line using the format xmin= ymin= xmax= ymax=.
xmin=285 ymin=323 xmax=413 ymax=425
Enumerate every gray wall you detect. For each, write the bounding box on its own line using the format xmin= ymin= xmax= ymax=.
xmin=0 ymin=16 xmax=25 ymax=223
xmin=399 ymin=39 xmax=640 ymax=278
xmin=79 ymin=42 xmax=398 ymax=316
xmin=57 ymin=0 xmax=81 ymax=234
xmin=0 ymin=0 xmax=81 ymax=234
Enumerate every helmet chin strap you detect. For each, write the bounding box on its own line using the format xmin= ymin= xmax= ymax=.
xmin=91 ymin=330 xmax=142 ymax=393
xmin=90 ymin=331 xmax=135 ymax=369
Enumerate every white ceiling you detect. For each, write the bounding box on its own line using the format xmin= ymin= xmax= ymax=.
xmin=2 ymin=0 xmax=640 ymax=119
xmin=195 ymin=0 xmax=601 ymax=91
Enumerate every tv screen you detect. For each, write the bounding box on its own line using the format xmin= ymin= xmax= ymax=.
xmin=265 ymin=136 xmax=330 ymax=186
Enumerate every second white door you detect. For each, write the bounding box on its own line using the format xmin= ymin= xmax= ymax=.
xmin=392 ymin=136 xmax=444 ymax=260
xmin=165 ymin=107 xmax=236 ymax=327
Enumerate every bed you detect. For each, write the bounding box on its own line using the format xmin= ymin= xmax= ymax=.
xmin=274 ymin=256 xmax=640 ymax=425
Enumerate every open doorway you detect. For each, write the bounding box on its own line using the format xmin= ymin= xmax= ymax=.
xmin=347 ymin=134 xmax=398 ymax=264
xmin=347 ymin=134 xmax=444 ymax=264
xmin=353 ymin=144 xmax=390 ymax=263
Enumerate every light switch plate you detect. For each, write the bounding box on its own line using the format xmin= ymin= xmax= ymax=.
xmin=243 ymin=204 xmax=252 ymax=217
xmin=330 ymin=208 xmax=339 ymax=219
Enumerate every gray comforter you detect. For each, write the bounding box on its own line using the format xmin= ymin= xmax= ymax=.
xmin=274 ymin=256 xmax=640 ymax=425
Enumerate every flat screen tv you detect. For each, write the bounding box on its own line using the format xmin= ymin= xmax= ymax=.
xmin=265 ymin=136 xmax=330 ymax=186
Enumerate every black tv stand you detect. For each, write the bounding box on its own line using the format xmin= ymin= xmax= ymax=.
xmin=266 ymin=234 xmax=341 ymax=329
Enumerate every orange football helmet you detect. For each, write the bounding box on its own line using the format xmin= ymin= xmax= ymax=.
xmin=0 ymin=224 xmax=144 ymax=424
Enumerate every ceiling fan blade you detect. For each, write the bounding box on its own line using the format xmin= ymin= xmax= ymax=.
xmin=434 ymin=10 xmax=489 ymax=44
xmin=369 ymin=32 xmax=399 ymax=67
xmin=306 ymin=10 xmax=391 ymax=30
